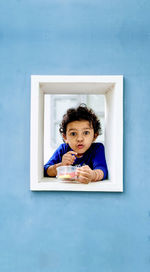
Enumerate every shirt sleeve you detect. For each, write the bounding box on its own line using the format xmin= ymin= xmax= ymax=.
xmin=92 ymin=143 xmax=108 ymax=180
xmin=44 ymin=144 xmax=67 ymax=177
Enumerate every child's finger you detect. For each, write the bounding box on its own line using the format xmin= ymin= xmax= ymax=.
xmin=67 ymin=154 xmax=76 ymax=161
xmin=79 ymin=165 xmax=90 ymax=171
xmin=67 ymin=151 xmax=77 ymax=156
xmin=76 ymin=169 xmax=90 ymax=178
xmin=76 ymin=175 xmax=90 ymax=184
xmin=65 ymin=158 xmax=74 ymax=164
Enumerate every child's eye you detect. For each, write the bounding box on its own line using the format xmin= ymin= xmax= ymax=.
xmin=70 ymin=132 xmax=77 ymax=136
xmin=83 ymin=131 xmax=90 ymax=135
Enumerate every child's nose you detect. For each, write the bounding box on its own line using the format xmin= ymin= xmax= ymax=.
xmin=77 ymin=133 xmax=83 ymax=141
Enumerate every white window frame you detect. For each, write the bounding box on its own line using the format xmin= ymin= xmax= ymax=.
xmin=30 ymin=75 xmax=123 ymax=192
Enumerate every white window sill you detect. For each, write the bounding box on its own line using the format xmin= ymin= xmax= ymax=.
xmin=31 ymin=178 xmax=123 ymax=192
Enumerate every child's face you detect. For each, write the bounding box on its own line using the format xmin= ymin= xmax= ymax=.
xmin=63 ymin=120 xmax=97 ymax=156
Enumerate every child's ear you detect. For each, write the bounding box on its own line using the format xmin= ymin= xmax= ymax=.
xmin=93 ymin=133 xmax=98 ymax=141
xmin=63 ymin=134 xmax=68 ymax=143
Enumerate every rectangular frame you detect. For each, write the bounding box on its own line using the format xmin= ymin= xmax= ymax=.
xmin=30 ymin=75 xmax=123 ymax=192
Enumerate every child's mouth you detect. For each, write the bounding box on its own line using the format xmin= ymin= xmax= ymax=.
xmin=77 ymin=144 xmax=84 ymax=149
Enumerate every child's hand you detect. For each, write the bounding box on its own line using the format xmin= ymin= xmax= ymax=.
xmin=76 ymin=165 xmax=95 ymax=184
xmin=62 ymin=151 xmax=77 ymax=166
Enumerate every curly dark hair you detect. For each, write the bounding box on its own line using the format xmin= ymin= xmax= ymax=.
xmin=59 ymin=103 xmax=102 ymax=136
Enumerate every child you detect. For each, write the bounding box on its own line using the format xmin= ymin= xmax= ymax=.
xmin=44 ymin=104 xmax=108 ymax=183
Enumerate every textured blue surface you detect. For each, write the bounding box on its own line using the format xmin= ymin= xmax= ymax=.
xmin=0 ymin=0 xmax=150 ymax=271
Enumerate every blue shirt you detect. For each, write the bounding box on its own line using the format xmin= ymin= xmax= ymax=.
xmin=44 ymin=143 xmax=108 ymax=179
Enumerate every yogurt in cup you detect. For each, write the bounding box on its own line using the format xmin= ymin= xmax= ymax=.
xmin=57 ymin=166 xmax=78 ymax=181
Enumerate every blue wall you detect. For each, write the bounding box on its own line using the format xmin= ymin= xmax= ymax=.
xmin=1 ymin=0 xmax=150 ymax=271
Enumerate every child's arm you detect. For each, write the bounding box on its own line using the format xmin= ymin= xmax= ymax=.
xmin=46 ymin=151 xmax=77 ymax=177
xmin=76 ymin=165 xmax=104 ymax=184
xmin=46 ymin=162 xmax=62 ymax=177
